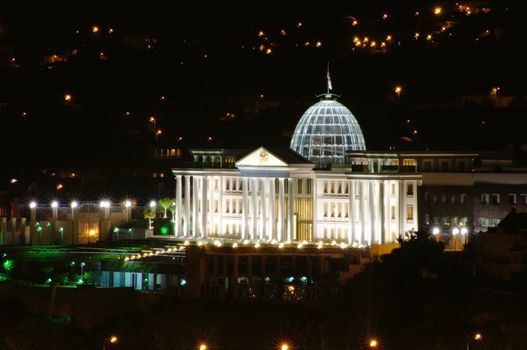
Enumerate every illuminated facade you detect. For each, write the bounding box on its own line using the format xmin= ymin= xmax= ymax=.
xmin=171 ymin=147 xmax=420 ymax=246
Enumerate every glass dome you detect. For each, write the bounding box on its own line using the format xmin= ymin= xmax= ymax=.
xmin=290 ymin=95 xmax=366 ymax=165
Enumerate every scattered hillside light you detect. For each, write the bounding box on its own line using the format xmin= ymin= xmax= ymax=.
xmin=199 ymin=343 xmax=207 ymax=350
xmin=21 ymin=111 xmax=28 ymax=117
xmin=56 ymin=183 xmax=63 ymax=190
xmin=51 ymin=201 xmax=58 ymax=208
xmin=149 ymin=200 xmax=156 ymax=208
xmin=64 ymin=93 xmax=72 ymax=102
xmin=71 ymin=201 xmax=78 ymax=208
xmin=266 ymin=48 xmax=272 ymax=55
xmin=452 ymin=227 xmax=460 ymax=235
xmin=108 ymin=27 xmax=114 ymax=34
xmin=386 ymin=35 xmax=392 ymax=41
xmin=369 ymin=339 xmax=379 ymax=348
xmin=30 ymin=201 xmax=37 ymax=209
xmin=280 ymin=29 xmax=287 ymax=36
xmin=124 ymin=111 xmax=131 ymax=117
xmin=113 ymin=227 xmax=119 ymax=233
xmin=125 ymin=200 xmax=132 ymax=208
xmin=109 ymin=336 xmax=118 ymax=344
xmin=207 ymin=136 xmax=213 ymax=142
xmin=414 ymin=32 xmax=420 ymax=40
xmin=92 ymin=25 xmax=99 ymax=33
xmin=474 ymin=333 xmax=483 ymax=341
xmin=352 ymin=19 xmax=358 ymax=26
xmin=461 ymin=227 xmax=468 ymax=235
xmin=100 ymin=200 xmax=110 ymax=208
xmin=426 ymin=34 xmax=433 ymax=41
xmin=47 ymin=278 xmax=52 ymax=283
xmin=432 ymin=226 xmax=440 ymax=235
xmin=382 ymin=13 xmax=388 ymax=19
xmin=258 ymin=30 xmax=264 ymax=37
xmin=180 ymin=278 xmax=187 ymax=286
xmin=296 ymin=21 xmax=303 ymax=28
xmin=160 ymin=95 xmax=166 ymax=101
xmin=71 ymin=261 xmax=75 ymax=266
xmin=434 ymin=6 xmax=443 ymax=15
xmin=156 ymin=129 xmax=162 ymax=136
xmin=280 ymin=343 xmax=289 ymax=350
xmin=315 ymin=41 xmax=322 ymax=47
xmin=10 ymin=178 xmax=18 ymax=184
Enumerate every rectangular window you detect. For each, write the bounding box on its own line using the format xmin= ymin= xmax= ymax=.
xmin=491 ymin=194 xmax=500 ymax=205
xmin=425 ymin=214 xmax=430 ymax=225
xmin=337 ymin=182 xmax=342 ymax=194
xmin=451 ymin=195 xmax=456 ymax=204
xmin=407 ymin=183 xmax=414 ymax=196
xmin=481 ymin=194 xmax=489 ymax=205
xmin=433 ymin=216 xmax=440 ymax=225
xmin=226 ymin=179 xmax=230 ymax=191
xmin=452 ymin=216 xmax=459 ymax=225
xmin=442 ymin=216 xmax=450 ymax=225
xmin=331 ymin=203 xmax=335 ymax=217
xmin=337 ymin=203 xmax=342 ymax=218
xmin=391 ymin=206 xmax=396 ymax=221
xmin=440 ymin=161 xmax=450 ymax=172
xmin=423 ymin=161 xmax=432 ymax=172
xmin=225 ymin=200 xmax=230 ymax=214
xmin=323 ymin=203 xmax=328 ymax=218
xmin=508 ymin=194 xmax=516 ymax=205
xmin=458 ymin=161 xmax=467 ymax=172
xmin=441 ymin=195 xmax=446 ymax=203
xmin=490 ymin=218 xmax=500 ymax=227
xmin=324 ymin=181 xmax=328 ymax=194
xmin=479 ymin=217 xmax=489 ymax=227
xmin=433 ymin=195 xmax=437 ymax=203
xmin=520 ymin=194 xmax=527 ymax=205
xmin=344 ymin=203 xmax=349 ymax=218
xmin=460 ymin=193 xmax=466 ymax=204
xmin=406 ymin=205 xmax=414 ymax=221
xmin=424 ymin=192 xmax=430 ymax=203
xmin=391 ymin=184 xmax=396 ymax=196
xmin=460 ymin=217 xmax=468 ymax=225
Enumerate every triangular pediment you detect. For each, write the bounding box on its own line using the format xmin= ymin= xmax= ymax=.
xmin=236 ymin=147 xmax=288 ymax=167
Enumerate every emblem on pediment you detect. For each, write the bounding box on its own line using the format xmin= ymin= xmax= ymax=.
xmin=259 ymin=150 xmax=269 ymax=164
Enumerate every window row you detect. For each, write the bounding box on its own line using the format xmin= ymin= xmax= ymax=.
xmin=425 ymin=193 xmax=467 ymax=204
xmin=424 ymin=215 xmax=469 ymax=226
xmin=481 ymin=193 xmax=527 ymax=205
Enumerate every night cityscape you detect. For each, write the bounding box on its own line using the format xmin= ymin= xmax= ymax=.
xmin=1 ymin=1 xmax=527 ymax=349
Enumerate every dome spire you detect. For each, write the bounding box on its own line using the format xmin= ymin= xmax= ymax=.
xmin=326 ymin=62 xmax=333 ymax=94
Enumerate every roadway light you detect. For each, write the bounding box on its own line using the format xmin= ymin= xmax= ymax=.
xmin=474 ymin=333 xmax=482 ymax=341
xmin=100 ymin=200 xmax=111 ymax=208
xmin=452 ymin=227 xmax=460 ymax=235
xmin=369 ymin=339 xmax=378 ymax=348
xmin=280 ymin=343 xmax=289 ymax=350
xmin=434 ymin=6 xmax=442 ymax=15
xmin=432 ymin=226 xmax=440 ymax=235
xmin=149 ymin=200 xmax=156 ymax=208
xmin=199 ymin=344 xmax=207 ymax=350
xmin=125 ymin=200 xmax=132 ymax=208
xmin=51 ymin=201 xmax=58 ymax=209
xmin=71 ymin=201 xmax=78 ymax=208
xmin=29 ymin=201 xmax=37 ymax=209
xmin=461 ymin=227 xmax=468 ymax=235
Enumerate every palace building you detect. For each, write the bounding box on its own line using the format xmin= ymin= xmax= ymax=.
xmin=171 ymin=93 xmax=421 ymax=248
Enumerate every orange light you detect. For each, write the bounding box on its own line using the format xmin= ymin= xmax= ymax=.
xmin=474 ymin=333 xmax=482 ymax=341
xmin=352 ymin=19 xmax=358 ymax=26
xmin=92 ymin=26 xmax=99 ymax=33
xmin=434 ymin=6 xmax=442 ymax=15
xmin=369 ymin=339 xmax=378 ymax=348
xmin=64 ymin=94 xmax=72 ymax=102
xmin=56 ymin=184 xmax=63 ymax=190
xmin=199 ymin=344 xmax=207 ymax=350
xmin=149 ymin=116 xmax=156 ymax=123
xmin=156 ymin=129 xmax=162 ymax=135
xmin=109 ymin=336 xmax=118 ymax=343
xmin=395 ymin=86 xmax=402 ymax=94
xmin=88 ymin=229 xmax=97 ymax=236
xmin=108 ymin=28 xmax=114 ymax=34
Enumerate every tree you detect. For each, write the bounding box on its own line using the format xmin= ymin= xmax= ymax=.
xmin=158 ymin=198 xmax=174 ymax=219
xmin=144 ymin=208 xmax=156 ymax=229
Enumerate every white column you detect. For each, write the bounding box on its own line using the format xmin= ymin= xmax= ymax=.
xmin=251 ymin=178 xmax=258 ymax=240
xmin=349 ymin=179 xmax=355 ymax=245
xmin=287 ymin=178 xmax=294 ymax=242
xmin=175 ymin=175 xmax=182 ymax=237
xmin=219 ymin=176 xmax=223 ymax=237
xmin=269 ymin=178 xmax=276 ymax=240
xmin=260 ymin=178 xmax=267 ymax=240
xmin=200 ymin=176 xmax=207 ymax=238
xmin=192 ymin=176 xmax=198 ymax=238
xmin=359 ymin=181 xmax=366 ymax=244
xmin=210 ymin=176 xmax=215 ymax=236
xmin=378 ymin=180 xmax=385 ymax=244
xmin=278 ymin=178 xmax=285 ymax=241
xmin=242 ymin=177 xmax=248 ymax=240
xmin=369 ymin=181 xmax=375 ymax=245
xmin=184 ymin=175 xmax=191 ymax=237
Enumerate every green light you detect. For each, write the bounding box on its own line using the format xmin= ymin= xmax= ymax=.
xmin=113 ymin=227 xmax=119 ymax=233
xmin=36 ymin=226 xmax=43 ymax=232
xmin=58 ymin=227 xmax=64 ymax=233
xmin=160 ymin=226 xmax=169 ymax=235
xmin=3 ymin=259 xmax=14 ymax=272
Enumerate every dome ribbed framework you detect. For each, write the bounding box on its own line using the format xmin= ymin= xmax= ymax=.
xmin=290 ymin=97 xmax=366 ymax=165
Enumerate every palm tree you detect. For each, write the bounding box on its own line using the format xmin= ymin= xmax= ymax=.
xmin=158 ymin=198 xmax=174 ymax=218
xmin=144 ymin=207 xmax=156 ymax=229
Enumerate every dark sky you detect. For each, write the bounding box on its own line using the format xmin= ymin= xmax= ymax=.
xmin=1 ymin=0 xmax=526 ymax=169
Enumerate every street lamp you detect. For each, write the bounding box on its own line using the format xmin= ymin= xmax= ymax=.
xmin=369 ymin=339 xmax=379 ymax=348
xmin=29 ymin=201 xmax=37 ymax=209
xmin=467 ymin=332 xmax=482 ymax=350
xmin=199 ymin=343 xmax=207 ymax=350
xmin=280 ymin=343 xmax=289 ymax=350
xmin=102 ymin=335 xmax=118 ymax=350
xmin=394 ymin=85 xmax=402 ymax=102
